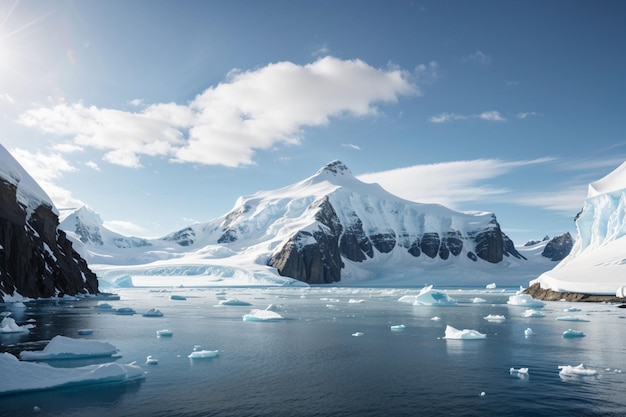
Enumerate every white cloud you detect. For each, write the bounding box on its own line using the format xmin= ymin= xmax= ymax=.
xmin=103 ymin=220 xmax=146 ymax=236
xmin=85 ymin=160 xmax=100 ymax=171
xmin=342 ymin=143 xmax=361 ymax=151
xmin=462 ymin=50 xmax=492 ymax=66
xmin=357 ymin=158 xmax=555 ymax=209
xmin=10 ymin=148 xmax=84 ymax=208
xmin=516 ymin=112 xmax=542 ymax=119
xmin=510 ymin=186 xmax=587 ymax=214
xmin=129 ymin=98 xmax=144 ymax=106
xmin=414 ymin=61 xmax=439 ymax=84
xmin=429 ymin=110 xmax=505 ymax=123
xmin=18 ymin=57 xmax=417 ymax=168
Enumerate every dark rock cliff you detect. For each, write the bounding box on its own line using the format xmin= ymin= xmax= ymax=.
xmin=0 ymin=180 xmax=98 ymax=301
xmin=542 ymin=232 xmax=574 ymax=261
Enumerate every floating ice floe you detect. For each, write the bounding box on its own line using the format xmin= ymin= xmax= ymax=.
xmin=170 ymin=295 xmax=187 ymax=301
xmin=352 ymin=332 xmax=364 ymax=337
xmin=413 ymin=285 xmax=457 ymax=306
xmin=563 ymin=307 xmax=581 ymax=312
xmin=507 ymin=294 xmax=544 ymax=307
xmin=145 ymin=355 xmax=158 ymax=365
xmin=522 ymin=309 xmax=545 ymax=318
xmin=77 ymin=329 xmax=93 ymax=336
xmin=443 ymin=325 xmax=486 ymax=340
xmin=348 ymin=299 xmax=365 ymax=304
xmin=390 ymin=324 xmax=406 ymax=331
xmin=219 ymin=299 xmax=252 ymax=306
xmin=484 ymin=314 xmax=506 ymax=321
xmin=562 ymin=329 xmax=585 ymax=338
xmin=509 ymin=367 xmax=529 ymax=377
xmin=524 ymin=328 xmax=535 ymax=337
xmin=242 ymin=307 xmax=285 ymax=322
xmin=188 ymin=347 xmax=219 ymax=359
xmin=471 ymin=297 xmax=487 ymax=304
xmin=156 ymin=329 xmax=173 ymax=337
xmin=486 ymin=283 xmax=497 ymax=289
xmin=556 ymin=316 xmax=589 ymax=322
xmin=142 ymin=308 xmax=164 ymax=317
xmin=19 ymin=335 xmax=118 ymax=361
xmin=116 ymin=307 xmax=136 ymax=315
xmin=0 ymin=352 xmax=144 ymax=395
xmin=0 ymin=316 xmax=34 ymax=334
xmin=431 ymin=316 xmax=441 ymax=321
xmin=94 ymin=303 xmax=114 ymax=310
xmin=558 ymin=364 xmax=597 ymax=378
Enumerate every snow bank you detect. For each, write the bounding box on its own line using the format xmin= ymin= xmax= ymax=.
xmin=0 ymin=352 xmax=144 ymax=395
xmin=19 ymin=335 xmax=118 ymax=361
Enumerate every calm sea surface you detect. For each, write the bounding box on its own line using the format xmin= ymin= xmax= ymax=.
xmin=1 ymin=286 xmax=625 ymax=417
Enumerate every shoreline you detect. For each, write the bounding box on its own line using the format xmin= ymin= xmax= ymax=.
xmin=524 ymin=282 xmax=626 ymax=303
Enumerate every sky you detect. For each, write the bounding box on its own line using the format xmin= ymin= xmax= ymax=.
xmin=0 ymin=0 xmax=624 ymax=245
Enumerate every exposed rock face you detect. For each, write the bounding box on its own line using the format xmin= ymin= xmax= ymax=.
xmin=270 ymin=197 xmax=343 ymax=284
xmin=0 ymin=180 xmax=98 ymax=300
xmin=541 ymin=232 xmax=574 ymax=261
xmin=162 ymin=226 xmax=196 ymax=246
xmin=524 ymin=283 xmax=623 ymax=302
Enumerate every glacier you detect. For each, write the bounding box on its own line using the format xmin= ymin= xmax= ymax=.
xmin=531 ymin=160 xmax=626 ymax=295
xmin=59 ymin=161 xmax=558 ymax=288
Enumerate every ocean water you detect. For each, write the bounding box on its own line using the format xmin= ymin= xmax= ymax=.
xmin=1 ymin=286 xmax=626 ymax=417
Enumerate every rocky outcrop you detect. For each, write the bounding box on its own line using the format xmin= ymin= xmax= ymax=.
xmin=542 ymin=232 xmax=574 ymax=261
xmin=524 ymin=283 xmax=623 ymax=303
xmin=270 ymin=197 xmax=343 ymax=284
xmin=0 ymin=180 xmax=98 ymax=301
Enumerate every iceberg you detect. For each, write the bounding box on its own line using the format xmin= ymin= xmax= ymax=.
xmin=170 ymin=295 xmax=187 ymax=301
xmin=115 ymin=307 xmax=136 ymax=315
xmin=390 ymin=324 xmax=406 ymax=331
xmin=242 ymin=308 xmax=284 ymax=322
xmin=77 ymin=329 xmax=93 ymax=336
xmin=156 ymin=329 xmax=173 ymax=337
xmin=483 ymin=314 xmax=506 ymax=321
xmin=522 ymin=309 xmax=545 ymax=318
xmin=19 ymin=335 xmax=118 ymax=361
xmin=509 ymin=367 xmax=529 ymax=377
xmin=188 ymin=348 xmax=219 ymax=359
xmin=142 ymin=308 xmax=164 ymax=317
xmin=352 ymin=332 xmax=365 ymax=337
xmin=558 ymin=364 xmax=598 ymax=378
xmin=555 ymin=316 xmax=589 ymax=322
xmin=524 ymin=328 xmax=535 ymax=337
xmin=486 ymin=283 xmax=497 ymax=289
xmin=413 ymin=285 xmax=457 ymax=306
xmin=507 ymin=294 xmax=544 ymax=307
xmin=145 ymin=355 xmax=158 ymax=365
xmin=0 ymin=316 xmax=33 ymax=334
xmin=218 ymin=299 xmax=252 ymax=306
xmin=471 ymin=297 xmax=487 ymax=303
xmin=0 ymin=352 xmax=144 ymax=395
xmin=562 ymin=329 xmax=585 ymax=338
xmin=443 ymin=325 xmax=486 ymax=340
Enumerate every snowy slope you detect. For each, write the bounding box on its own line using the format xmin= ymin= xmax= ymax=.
xmin=532 ymin=161 xmax=626 ymax=294
xmin=62 ymin=161 xmax=558 ymax=288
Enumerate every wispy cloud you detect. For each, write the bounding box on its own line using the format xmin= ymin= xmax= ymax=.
xmin=103 ymin=219 xmax=146 ymax=236
xmin=429 ymin=110 xmax=506 ymax=123
xmin=414 ymin=61 xmax=439 ymax=84
xmin=342 ymin=143 xmax=361 ymax=151
xmin=357 ymin=158 xmax=555 ymax=209
xmin=510 ymin=186 xmax=587 ymax=215
xmin=516 ymin=111 xmax=542 ymax=119
xmin=10 ymin=148 xmax=83 ymax=208
xmin=462 ymin=50 xmax=492 ymax=66
xmin=18 ymin=57 xmax=417 ymax=168
xmin=85 ymin=160 xmax=101 ymax=171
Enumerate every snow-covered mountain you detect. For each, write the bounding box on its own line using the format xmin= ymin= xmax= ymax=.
xmin=531 ymin=161 xmax=626 ymax=295
xmin=0 ymin=145 xmax=98 ymax=300
xmin=63 ymin=161 xmax=559 ymax=288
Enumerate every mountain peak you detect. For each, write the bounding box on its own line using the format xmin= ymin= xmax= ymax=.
xmin=315 ymin=160 xmax=352 ymax=177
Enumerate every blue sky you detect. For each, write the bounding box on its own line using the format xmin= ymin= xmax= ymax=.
xmin=0 ymin=0 xmax=625 ymax=244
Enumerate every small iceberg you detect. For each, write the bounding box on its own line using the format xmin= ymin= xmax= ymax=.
xmin=562 ymin=329 xmax=585 ymax=338
xmin=390 ymin=324 xmax=406 ymax=332
xmin=348 ymin=299 xmax=365 ymax=304
xmin=242 ymin=307 xmax=285 ymax=322
xmin=142 ymin=308 xmax=164 ymax=317
xmin=484 ymin=314 xmax=506 ymax=322
xmin=0 ymin=352 xmax=144 ymax=395
xmin=19 ymin=335 xmax=118 ymax=361
xmin=522 ymin=309 xmax=545 ymax=318
xmin=413 ymin=285 xmax=457 ymax=306
xmin=509 ymin=367 xmax=529 ymax=377
xmin=77 ymin=329 xmax=93 ymax=336
xmin=116 ymin=307 xmax=136 ymax=316
xmin=486 ymin=283 xmax=497 ymax=289
xmin=556 ymin=316 xmax=589 ymax=322
xmin=558 ymin=364 xmax=597 ymax=378
xmin=145 ymin=355 xmax=158 ymax=365
xmin=0 ymin=316 xmax=33 ymax=334
xmin=352 ymin=332 xmax=364 ymax=337
xmin=431 ymin=316 xmax=441 ymax=321
xmin=563 ymin=307 xmax=581 ymax=312
xmin=188 ymin=348 xmax=219 ymax=359
xmin=471 ymin=297 xmax=487 ymax=304
xmin=219 ymin=299 xmax=252 ymax=306
xmin=156 ymin=329 xmax=173 ymax=338
xmin=507 ymin=294 xmax=544 ymax=307
xmin=94 ymin=303 xmax=114 ymax=310
xmin=524 ymin=328 xmax=535 ymax=337
xmin=170 ymin=295 xmax=187 ymax=301
xmin=443 ymin=325 xmax=486 ymax=340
